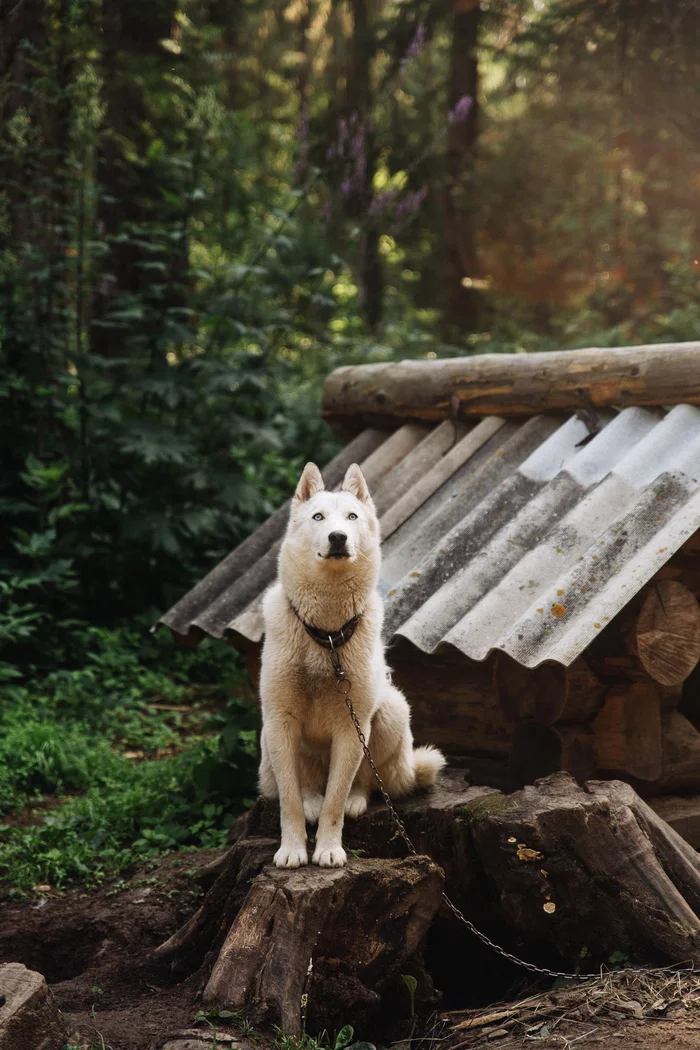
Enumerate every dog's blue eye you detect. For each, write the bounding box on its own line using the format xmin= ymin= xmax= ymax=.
xmin=312 ymin=512 xmax=324 ymax=521
xmin=348 ymin=513 xmax=358 ymax=520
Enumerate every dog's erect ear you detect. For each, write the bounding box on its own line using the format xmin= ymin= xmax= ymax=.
xmin=294 ymin=462 xmax=324 ymax=503
xmin=341 ymin=463 xmax=371 ymax=503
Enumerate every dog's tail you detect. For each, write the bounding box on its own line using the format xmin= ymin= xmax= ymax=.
xmin=413 ymin=744 xmax=446 ymax=789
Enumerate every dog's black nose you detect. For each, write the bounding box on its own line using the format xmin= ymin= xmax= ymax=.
xmin=328 ymin=531 xmax=348 ymax=549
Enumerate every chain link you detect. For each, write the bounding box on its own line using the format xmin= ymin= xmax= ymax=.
xmin=328 ymin=643 xmax=696 ymax=983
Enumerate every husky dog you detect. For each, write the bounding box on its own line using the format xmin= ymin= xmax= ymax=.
xmin=259 ymin=460 xmax=446 ymax=869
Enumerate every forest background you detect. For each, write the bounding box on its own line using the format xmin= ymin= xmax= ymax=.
xmin=2 ymin=0 xmax=700 ymax=893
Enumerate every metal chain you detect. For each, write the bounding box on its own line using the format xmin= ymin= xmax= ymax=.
xmin=327 ymin=643 xmax=696 ymax=983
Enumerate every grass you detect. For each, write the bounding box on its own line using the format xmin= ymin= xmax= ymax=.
xmin=0 ymin=622 xmax=260 ymax=893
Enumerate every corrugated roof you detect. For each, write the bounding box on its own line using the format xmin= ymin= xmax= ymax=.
xmin=157 ymin=404 xmax=700 ymax=668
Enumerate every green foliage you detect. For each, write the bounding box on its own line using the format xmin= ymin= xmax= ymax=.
xmin=401 ymin=974 xmax=418 ymax=1018
xmin=274 ymin=1023 xmax=374 ymax=1050
xmin=0 ymin=624 xmax=258 ymax=892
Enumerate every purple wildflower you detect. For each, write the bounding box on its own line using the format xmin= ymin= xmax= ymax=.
xmin=392 ymin=185 xmax=429 ymax=231
xmin=350 ymin=132 xmax=364 ymax=158
xmin=340 ymin=178 xmax=354 ymax=197
xmin=448 ymin=95 xmax=472 ymax=124
xmin=401 ymin=22 xmax=426 ymax=73
xmin=326 ymin=142 xmax=337 ymax=161
xmin=369 ymin=187 xmax=398 ymax=218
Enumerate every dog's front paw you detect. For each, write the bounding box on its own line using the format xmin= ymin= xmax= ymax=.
xmin=344 ymin=792 xmax=368 ymax=819
xmin=274 ymin=843 xmax=308 ymax=868
xmin=312 ymin=844 xmax=347 ymax=868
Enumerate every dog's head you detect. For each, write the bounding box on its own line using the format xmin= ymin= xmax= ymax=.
xmin=283 ymin=461 xmax=379 ymax=572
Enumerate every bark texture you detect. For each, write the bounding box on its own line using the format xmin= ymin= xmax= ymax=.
xmin=153 ymin=770 xmax=700 ymax=1040
xmin=322 ymin=344 xmax=700 ymax=426
xmin=0 ymin=964 xmax=64 ymax=1050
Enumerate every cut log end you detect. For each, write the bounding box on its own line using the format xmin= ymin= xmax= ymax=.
xmin=637 ymin=580 xmax=700 ymax=686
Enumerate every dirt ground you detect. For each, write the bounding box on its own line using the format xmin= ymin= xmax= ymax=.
xmin=3 ymin=847 xmax=700 ymax=1050
xmin=0 ymin=849 xmax=229 ymax=1050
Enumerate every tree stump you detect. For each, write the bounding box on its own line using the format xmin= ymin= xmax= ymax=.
xmin=152 ymin=771 xmax=700 ymax=1039
xmin=203 ymin=857 xmax=442 ymax=1035
xmin=0 ymin=963 xmax=65 ymax=1050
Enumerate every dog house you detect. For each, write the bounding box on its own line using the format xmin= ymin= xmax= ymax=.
xmin=158 ymin=344 xmax=700 ymax=842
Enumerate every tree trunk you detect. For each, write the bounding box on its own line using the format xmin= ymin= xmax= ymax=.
xmin=442 ymin=0 xmax=480 ymax=333
xmin=347 ymin=0 xmax=383 ymax=332
xmin=95 ymin=0 xmax=185 ymax=360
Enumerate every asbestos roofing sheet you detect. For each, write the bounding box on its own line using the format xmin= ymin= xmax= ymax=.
xmin=384 ymin=404 xmax=700 ymax=667
xmin=158 ymin=403 xmax=700 ymax=669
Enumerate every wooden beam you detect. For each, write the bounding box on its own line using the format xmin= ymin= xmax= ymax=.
xmin=322 ymin=343 xmax=700 ymax=424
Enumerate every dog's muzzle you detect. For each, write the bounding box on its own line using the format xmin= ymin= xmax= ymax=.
xmin=326 ymin=530 xmax=349 ymax=559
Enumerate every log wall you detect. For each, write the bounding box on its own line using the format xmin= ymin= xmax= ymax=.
xmin=391 ymin=532 xmax=700 ymax=800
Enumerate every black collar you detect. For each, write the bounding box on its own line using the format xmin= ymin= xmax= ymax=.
xmin=290 ymin=602 xmax=362 ymax=650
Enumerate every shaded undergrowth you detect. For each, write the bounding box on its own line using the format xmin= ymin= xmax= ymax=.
xmin=0 ymin=622 xmax=259 ymax=893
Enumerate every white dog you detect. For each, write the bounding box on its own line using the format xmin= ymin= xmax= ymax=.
xmin=258 ymin=460 xmax=446 ymax=869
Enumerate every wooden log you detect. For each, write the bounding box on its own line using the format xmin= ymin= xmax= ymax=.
xmin=494 ymin=654 xmax=567 ymax=724
xmin=651 ymin=712 xmax=700 ymax=794
xmin=469 ymin=771 xmax=700 ymax=967
xmin=648 ymin=794 xmax=700 ymax=850
xmin=586 ymin=780 xmax=700 ymax=917
xmin=558 ymin=658 xmax=606 ymax=723
xmin=152 ymin=837 xmax=280 ymax=975
xmin=593 ymin=682 xmax=663 ymax=781
xmin=682 ymin=530 xmax=700 ymax=556
xmin=557 ymin=724 xmax=597 ymax=783
xmin=637 ymin=580 xmax=700 ymax=686
xmin=152 ymin=773 xmax=497 ymax=986
xmin=508 ymin=723 xmax=562 ymax=787
xmin=202 ymin=856 xmax=443 ymax=1037
xmin=388 ymin=641 xmax=512 ymax=764
xmin=508 ymin=722 xmax=596 ymax=787
xmin=494 ymin=655 xmax=604 ymax=727
xmin=322 ymin=343 xmax=700 ymax=425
